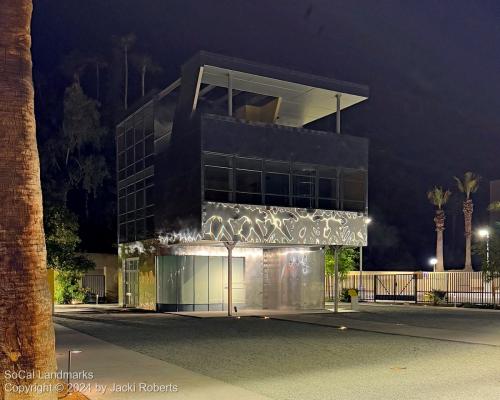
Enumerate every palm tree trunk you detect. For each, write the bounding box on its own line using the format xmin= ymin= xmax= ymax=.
xmin=434 ymin=210 xmax=445 ymax=272
xmin=0 ymin=1 xmax=57 ymax=399
xmin=463 ymin=199 xmax=473 ymax=271
xmin=96 ymin=62 xmax=100 ymax=102
xmin=124 ymin=46 xmax=128 ymax=110
xmin=141 ymin=64 xmax=146 ymax=97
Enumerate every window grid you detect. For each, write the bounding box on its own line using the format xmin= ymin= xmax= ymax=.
xmin=202 ymin=152 xmax=366 ymax=212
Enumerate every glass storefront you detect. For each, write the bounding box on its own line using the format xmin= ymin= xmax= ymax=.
xmin=156 ymin=246 xmax=324 ymax=312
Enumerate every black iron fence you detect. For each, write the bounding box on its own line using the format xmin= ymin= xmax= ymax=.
xmin=326 ymin=272 xmax=500 ymax=305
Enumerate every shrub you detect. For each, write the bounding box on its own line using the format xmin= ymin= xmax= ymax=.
xmin=340 ymin=288 xmax=358 ymax=302
xmin=425 ymin=290 xmax=447 ymax=305
xmin=55 ymin=271 xmax=88 ymax=304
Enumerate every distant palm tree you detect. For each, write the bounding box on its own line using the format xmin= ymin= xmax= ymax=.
xmin=427 ymin=187 xmax=451 ymax=272
xmin=0 ymin=1 xmax=57 ymax=399
xmin=454 ymin=172 xmax=480 ymax=271
xmin=114 ymin=33 xmax=136 ymax=109
xmin=87 ymin=55 xmax=108 ymax=102
xmin=131 ymin=53 xmax=162 ymax=97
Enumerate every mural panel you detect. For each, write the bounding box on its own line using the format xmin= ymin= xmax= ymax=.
xmin=202 ymin=202 xmax=367 ymax=246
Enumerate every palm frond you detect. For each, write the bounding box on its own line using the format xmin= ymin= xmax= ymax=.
xmin=427 ymin=186 xmax=451 ymax=209
xmin=455 ymin=172 xmax=480 ymax=199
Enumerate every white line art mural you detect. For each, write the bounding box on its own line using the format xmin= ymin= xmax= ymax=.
xmin=202 ymin=202 xmax=367 ymax=246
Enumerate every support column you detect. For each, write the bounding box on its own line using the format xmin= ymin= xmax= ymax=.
xmin=228 ymin=73 xmax=233 ymax=116
xmin=335 ymin=93 xmax=341 ymax=134
xmin=334 ymin=246 xmax=339 ymax=313
xmin=224 ymin=241 xmax=237 ymax=316
xmin=359 ymin=246 xmax=363 ymax=298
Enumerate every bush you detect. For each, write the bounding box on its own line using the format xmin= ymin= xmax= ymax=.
xmin=340 ymin=288 xmax=358 ymax=302
xmin=55 ymin=271 xmax=88 ymax=304
xmin=425 ymin=290 xmax=447 ymax=305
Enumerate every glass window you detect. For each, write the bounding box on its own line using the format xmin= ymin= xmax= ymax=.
xmin=127 ymin=193 xmax=135 ymax=211
xmin=194 ymin=257 xmax=209 ymax=305
xmin=209 ymin=257 xmax=223 ymax=309
xmin=205 ymin=190 xmax=231 ymax=202
xmin=126 ymin=147 xmax=134 ymax=167
xmin=235 ymin=157 xmax=261 ymax=171
xmin=135 ymin=159 xmax=145 ymax=173
xmin=265 ymin=160 xmax=289 ymax=174
xmin=293 ymin=175 xmax=315 ymax=197
xmin=135 ymin=141 xmax=144 ymax=160
xmin=127 ymin=221 xmax=135 ymax=241
xmin=146 ymin=186 xmax=154 ymax=206
xmin=180 ymin=256 xmax=194 ymax=305
xmin=266 ymin=173 xmax=289 ymax=195
xmin=265 ymin=194 xmax=289 ymax=207
xmin=135 ymin=219 xmax=145 ymax=239
xmin=145 ymin=154 xmax=154 ymax=168
xmin=145 ymin=135 xmax=154 ymax=156
xmin=205 ymin=166 xmax=232 ymax=191
xmin=235 ymin=192 xmax=261 ymax=205
xmin=125 ymin=129 xmax=134 ymax=148
xmin=343 ymin=200 xmax=365 ymax=212
xmin=119 ymin=197 xmax=126 ymax=213
xmin=236 ymin=170 xmax=261 ymax=193
xmin=318 ymin=198 xmax=336 ymax=209
xmin=343 ymin=180 xmax=364 ymax=201
xmin=204 ymin=153 xmax=231 ymax=168
xmin=319 ymin=178 xmax=337 ymax=199
xmin=136 ymin=190 xmax=144 ymax=209
xmin=293 ymin=196 xmax=315 ymax=208
xmin=135 ymin=119 xmax=144 ymax=140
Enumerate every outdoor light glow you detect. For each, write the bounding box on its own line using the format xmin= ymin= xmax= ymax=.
xmin=339 ymin=326 xmax=348 ymax=330
xmin=364 ymin=217 xmax=372 ymax=224
xmin=429 ymin=258 xmax=438 ymax=266
xmin=70 ymin=350 xmax=82 ymax=354
xmin=478 ymin=228 xmax=490 ymax=238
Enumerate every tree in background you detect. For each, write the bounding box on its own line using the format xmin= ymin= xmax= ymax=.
xmin=131 ymin=53 xmax=162 ymax=97
xmin=0 ymin=1 xmax=57 ymax=398
xmin=114 ymin=33 xmax=136 ymax=110
xmin=454 ymin=172 xmax=480 ymax=271
xmin=427 ymin=186 xmax=452 ymax=272
xmin=325 ymin=247 xmax=359 ymax=279
xmin=45 ymin=207 xmax=95 ymax=304
xmin=41 ymin=82 xmax=109 ymax=210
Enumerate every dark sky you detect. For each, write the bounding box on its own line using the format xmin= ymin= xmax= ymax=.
xmin=32 ymin=0 xmax=500 ymax=269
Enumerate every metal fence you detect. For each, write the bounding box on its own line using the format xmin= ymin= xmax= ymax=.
xmin=82 ymin=274 xmax=106 ymax=298
xmin=326 ymin=271 xmax=500 ymax=305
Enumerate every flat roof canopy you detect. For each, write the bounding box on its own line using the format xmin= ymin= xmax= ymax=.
xmin=191 ymin=52 xmax=369 ymax=127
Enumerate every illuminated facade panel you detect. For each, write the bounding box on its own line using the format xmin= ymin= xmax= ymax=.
xmin=202 ymin=201 xmax=367 ymax=246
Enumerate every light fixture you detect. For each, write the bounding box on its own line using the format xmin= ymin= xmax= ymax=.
xmin=478 ymin=228 xmax=490 ymax=238
xmin=429 ymin=258 xmax=438 ymax=266
xmin=364 ymin=217 xmax=372 ymax=224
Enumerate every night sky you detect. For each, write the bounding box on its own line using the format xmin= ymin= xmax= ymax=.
xmin=31 ymin=0 xmax=500 ymax=269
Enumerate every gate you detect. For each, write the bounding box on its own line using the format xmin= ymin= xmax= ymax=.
xmin=82 ymin=275 xmax=105 ymax=299
xmin=374 ymin=274 xmax=417 ymax=302
xmin=123 ymin=258 xmax=139 ymax=307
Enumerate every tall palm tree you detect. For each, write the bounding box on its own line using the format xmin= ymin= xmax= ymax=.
xmin=115 ymin=33 xmax=136 ymax=110
xmin=131 ymin=53 xmax=162 ymax=97
xmin=454 ymin=172 xmax=480 ymax=271
xmin=0 ymin=1 xmax=57 ymax=399
xmin=427 ymin=187 xmax=451 ymax=272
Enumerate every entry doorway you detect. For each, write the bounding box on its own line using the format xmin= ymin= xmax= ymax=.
xmin=123 ymin=258 xmax=139 ymax=307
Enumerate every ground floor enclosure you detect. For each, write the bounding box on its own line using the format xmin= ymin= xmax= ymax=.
xmin=121 ymin=246 xmax=325 ymax=312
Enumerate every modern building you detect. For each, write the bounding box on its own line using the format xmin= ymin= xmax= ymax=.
xmin=116 ymin=51 xmax=370 ymax=312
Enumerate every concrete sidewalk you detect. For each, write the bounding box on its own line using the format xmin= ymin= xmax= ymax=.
xmin=55 ymin=324 xmax=270 ymax=400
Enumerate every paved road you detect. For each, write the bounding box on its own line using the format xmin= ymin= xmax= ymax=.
xmin=54 ymin=305 xmax=500 ymax=400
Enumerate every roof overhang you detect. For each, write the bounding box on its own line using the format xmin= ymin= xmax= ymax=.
xmin=188 ymin=51 xmax=369 ymax=127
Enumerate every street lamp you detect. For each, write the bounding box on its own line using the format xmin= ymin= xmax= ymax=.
xmin=359 ymin=216 xmax=372 ymax=298
xmin=67 ymin=349 xmax=82 ymax=387
xmin=478 ymin=228 xmax=490 ymax=267
xmin=429 ymin=257 xmax=438 ymax=273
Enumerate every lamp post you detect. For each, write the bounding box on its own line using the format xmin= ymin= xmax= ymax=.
xmin=67 ymin=349 xmax=82 ymax=387
xmin=429 ymin=257 xmax=438 ymax=273
xmin=359 ymin=217 xmax=372 ymax=298
xmin=478 ymin=228 xmax=490 ymax=268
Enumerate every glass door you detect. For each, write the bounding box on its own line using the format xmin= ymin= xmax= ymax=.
xmin=123 ymin=258 xmax=139 ymax=307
